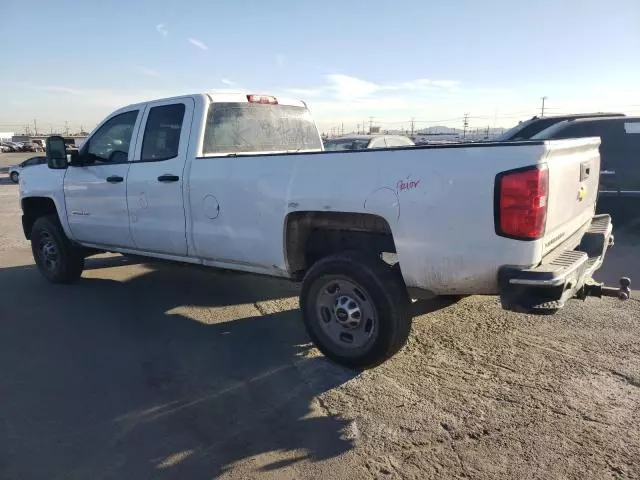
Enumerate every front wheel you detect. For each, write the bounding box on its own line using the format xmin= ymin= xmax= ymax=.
xmin=31 ymin=215 xmax=84 ymax=283
xmin=10 ymin=172 xmax=19 ymax=183
xmin=300 ymin=251 xmax=412 ymax=369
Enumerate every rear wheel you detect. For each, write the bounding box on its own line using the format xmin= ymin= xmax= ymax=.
xmin=10 ymin=172 xmax=18 ymax=183
xmin=31 ymin=215 xmax=84 ymax=283
xmin=300 ymin=250 xmax=411 ymax=369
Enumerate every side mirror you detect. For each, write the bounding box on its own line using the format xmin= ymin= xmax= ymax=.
xmin=46 ymin=136 xmax=68 ymax=169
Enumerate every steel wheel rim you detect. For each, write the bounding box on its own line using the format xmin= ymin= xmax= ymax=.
xmin=11 ymin=172 xmax=18 ymax=182
xmin=315 ymin=277 xmax=377 ymax=350
xmin=38 ymin=231 xmax=60 ymax=272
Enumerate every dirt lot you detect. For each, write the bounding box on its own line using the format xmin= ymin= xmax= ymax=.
xmin=1 ymin=152 xmax=639 ymax=479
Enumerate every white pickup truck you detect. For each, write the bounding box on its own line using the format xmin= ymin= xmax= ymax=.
xmin=19 ymin=93 xmax=630 ymax=368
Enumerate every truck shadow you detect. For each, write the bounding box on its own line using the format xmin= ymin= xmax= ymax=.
xmin=0 ymin=260 xmax=358 ymax=479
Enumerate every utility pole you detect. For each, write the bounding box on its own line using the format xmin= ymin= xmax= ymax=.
xmin=369 ymin=116 xmax=373 ymax=134
xmin=64 ymin=121 xmax=69 ymax=136
xmin=341 ymin=122 xmax=344 ymax=136
xmin=33 ymin=119 xmax=38 ymax=136
xmin=463 ymin=113 xmax=470 ymax=139
xmin=540 ymin=96 xmax=547 ymax=117
xmin=363 ymin=119 xmax=366 ymax=134
xmin=410 ymin=117 xmax=415 ymax=136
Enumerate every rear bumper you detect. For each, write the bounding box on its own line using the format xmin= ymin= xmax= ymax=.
xmin=498 ymin=214 xmax=615 ymax=312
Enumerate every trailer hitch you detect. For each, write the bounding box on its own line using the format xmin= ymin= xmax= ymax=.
xmin=579 ymin=277 xmax=631 ymax=301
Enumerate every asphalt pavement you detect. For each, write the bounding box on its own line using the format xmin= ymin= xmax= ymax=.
xmin=1 ymin=152 xmax=639 ymax=479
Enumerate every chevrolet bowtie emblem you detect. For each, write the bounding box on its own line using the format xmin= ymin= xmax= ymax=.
xmin=578 ymin=185 xmax=587 ymax=201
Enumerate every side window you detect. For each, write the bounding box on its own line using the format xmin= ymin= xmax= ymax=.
xmin=368 ymin=138 xmax=386 ymax=148
xmin=141 ymin=103 xmax=185 ymax=161
xmin=555 ymin=122 xmax=600 ymax=138
xmin=85 ymin=110 xmax=139 ymax=164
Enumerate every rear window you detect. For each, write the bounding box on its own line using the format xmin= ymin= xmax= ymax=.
xmin=202 ymin=102 xmax=321 ymax=154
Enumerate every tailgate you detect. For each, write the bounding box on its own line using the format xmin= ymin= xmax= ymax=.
xmin=542 ymin=137 xmax=601 ymax=257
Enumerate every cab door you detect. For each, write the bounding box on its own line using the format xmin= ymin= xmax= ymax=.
xmin=126 ymin=98 xmax=194 ymax=255
xmin=63 ymin=108 xmax=144 ymax=248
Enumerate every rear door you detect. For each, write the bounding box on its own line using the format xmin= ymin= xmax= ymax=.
xmin=550 ymin=120 xmax=626 ymax=195
xmin=616 ymin=120 xmax=640 ymax=196
xmin=127 ymin=98 xmax=194 ymax=255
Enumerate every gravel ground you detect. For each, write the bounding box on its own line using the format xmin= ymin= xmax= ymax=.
xmin=0 ymin=152 xmax=639 ymax=479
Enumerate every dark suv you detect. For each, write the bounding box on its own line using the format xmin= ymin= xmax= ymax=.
xmin=531 ymin=116 xmax=640 ymax=202
xmin=499 ymin=113 xmax=626 ymax=141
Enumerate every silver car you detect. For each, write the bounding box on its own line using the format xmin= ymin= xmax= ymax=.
xmin=8 ymin=156 xmax=47 ymax=183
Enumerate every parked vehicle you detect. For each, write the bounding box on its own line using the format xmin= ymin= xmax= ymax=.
xmin=1 ymin=142 xmax=19 ymax=152
xmin=1 ymin=144 xmax=11 ymax=153
xmin=20 ymin=141 xmax=44 ymax=152
xmin=499 ymin=113 xmax=626 ymax=141
xmin=531 ymin=116 xmax=640 ymax=201
xmin=32 ymin=139 xmax=46 ymax=151
xmin=324 ymin=134 xmax=414 ymax=151
xmin=8 ymin=156 xmax=47 ymax=183
xmin=19 ymin=93 xmax=630 ymax=368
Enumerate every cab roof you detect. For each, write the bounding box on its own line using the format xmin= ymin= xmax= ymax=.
xmin=120 ymin=92 xmax=306 ymax=111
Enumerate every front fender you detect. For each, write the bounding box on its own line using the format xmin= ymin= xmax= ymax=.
xmin=20 ymin=168 xmax=74 ymax=241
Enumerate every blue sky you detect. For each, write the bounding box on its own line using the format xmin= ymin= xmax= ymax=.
xmin=1 ymin=0 xmax=639 ymax=133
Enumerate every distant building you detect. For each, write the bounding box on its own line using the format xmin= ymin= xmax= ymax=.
xmin=0 ymin=132 xmax=14 ymax=141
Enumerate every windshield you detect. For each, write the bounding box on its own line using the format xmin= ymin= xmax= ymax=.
xmin=202 ymin=102 xmax=322 ymax=154
xmin=323 ymin=139 xmax=370 ymax=151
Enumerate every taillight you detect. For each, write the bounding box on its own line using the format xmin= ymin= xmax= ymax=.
xmin=247 ymin=94 xmax=278 ymax=104
xmin=495 ymin=165 xmax=548 ymax=240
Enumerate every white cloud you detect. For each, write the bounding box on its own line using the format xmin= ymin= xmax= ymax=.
xmin=286 ymin=74 xmax=464 ymax=102
xmin=188 ymin=38 xmax=208 ymax=50
xmin=281 ymin=74 xmax=516 ymax=131
xmin=155 ymin=23 xmax=168 ymax=37
xmin=221 ymin=78 xmax=235 ymax=86
xmin=276 ymin=54 xmax=286 ymax=67
xmin=37 ymin=85 xmax=85 ymax=95
xmin=137 ymin=66 xmax=161 ymax=77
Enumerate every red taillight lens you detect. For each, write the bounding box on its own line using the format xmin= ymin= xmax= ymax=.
xmin=495 ymin=166 xmax=548 ymax=240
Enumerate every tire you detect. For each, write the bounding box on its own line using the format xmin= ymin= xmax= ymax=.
xmin=31 ymin=215 xmax=84 ymax=284
xmin=10 ymin=172 xmax=19 ymax=183
xmin=300 ymin=250 xmax=411 ymax=369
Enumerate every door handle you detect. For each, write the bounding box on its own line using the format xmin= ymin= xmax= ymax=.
xmin=106 ymin=175 xmax=124 ymax=183
xmin=601 ymin=170 xmax=616 ymax=175
xmin=158 ymin=174 xmax=179 ymax=183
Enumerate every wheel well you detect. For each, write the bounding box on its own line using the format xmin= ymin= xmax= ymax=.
xmin=21 ymin=197 xmax=58 ymax=240
xmin=285 ymin=211 xmax=396 ymax=278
